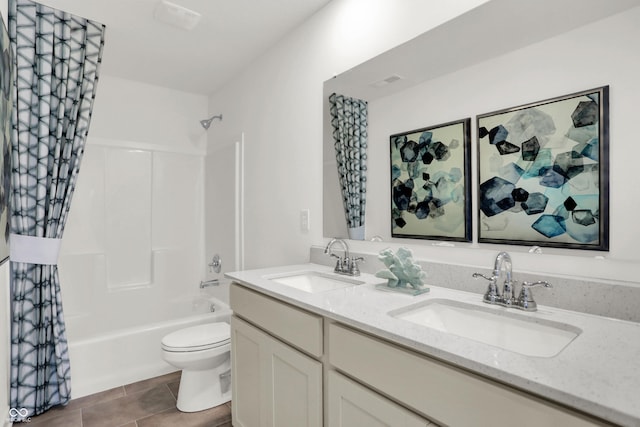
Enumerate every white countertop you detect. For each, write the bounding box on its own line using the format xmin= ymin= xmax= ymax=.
xmin=226 ymin=263 xmax=640 ymax=426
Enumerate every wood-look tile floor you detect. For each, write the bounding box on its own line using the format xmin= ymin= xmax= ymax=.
xmin=27 ymin=371 xmax=232 ymax=427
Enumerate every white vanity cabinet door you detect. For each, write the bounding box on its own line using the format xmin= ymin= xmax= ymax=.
xmin=232 ymin=315 xmax=264 ymax=427
xmin=231 ymin=315 xmax=322 ymax=427
xmin=328 ymin=371 xmax=433 ymax=427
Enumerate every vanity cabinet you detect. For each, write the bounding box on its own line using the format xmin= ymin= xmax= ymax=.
xmin=230 ymin=285 xmax=323 ymax=427
xmin=230 ymin=282 xmax=609 ymax=427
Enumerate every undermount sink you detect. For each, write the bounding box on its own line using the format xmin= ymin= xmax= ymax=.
xmin=264 ymin=270 xmax=365 ymax=293
xmin=389 ymin=299 xmax=581 ymax=357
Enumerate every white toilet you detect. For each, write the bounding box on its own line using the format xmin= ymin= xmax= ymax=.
xmin=161 ymin=322 xmax=232 ymax=412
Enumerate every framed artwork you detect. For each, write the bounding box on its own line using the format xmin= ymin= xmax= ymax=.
xmin=0 ymin=15 xmax=12 ymax=265
xmin=390 ymin=118 xmax=472 ymax=242
xmin=477 ymin=86 xmax=609 ymax=250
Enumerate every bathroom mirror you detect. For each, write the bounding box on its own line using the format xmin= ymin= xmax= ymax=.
xmin=322 ymin=0 xmax=637 ymax=241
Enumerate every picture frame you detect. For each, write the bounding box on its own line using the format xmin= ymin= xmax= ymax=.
xmin=477 ymin=86 xmax=609 ymax=250
xmin=390 ymin=118 xmax=472 ymax=242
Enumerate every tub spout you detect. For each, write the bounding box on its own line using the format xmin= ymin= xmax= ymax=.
xmin=200 ymin=279 xmax=220 ymax=288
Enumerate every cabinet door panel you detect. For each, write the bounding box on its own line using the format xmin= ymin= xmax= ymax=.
xmin=231 ymin=316 xmax=264 ymax=427
xmin=328 ymin=371 xmax=432 ymax=427
xmin=232 ymin=315 xmax=322 ymax=427
xmin=270 ymin=337 xmax=322 ymax=427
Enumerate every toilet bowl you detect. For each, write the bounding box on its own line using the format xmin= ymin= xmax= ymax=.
xmin=161 ymin=322 xmax=231 ymax=412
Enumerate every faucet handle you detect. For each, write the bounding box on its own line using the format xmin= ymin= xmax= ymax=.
xmin=350 ymin=256 xmax=365 ymax=276
xmin=522 ymin=280 xmax=552 ymax=288
xmin=516 ymin=281 xmax=552 ymax=311
xmin=472 ymin=272 xmax=495 ymax=282
xmin=472 ymin=272 xmax=501 ymax=304
xmin=332 ymin=256 xmax=344 ymax=273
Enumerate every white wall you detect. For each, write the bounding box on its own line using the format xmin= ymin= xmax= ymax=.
xmin=59 ymin=75 xmax=209 ymax=340
xmin=208 ymin=0 xmax=490 ymax=269
xmin=362 ymin=7 xmax=640 ymax=283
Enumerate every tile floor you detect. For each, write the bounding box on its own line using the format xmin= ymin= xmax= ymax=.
xmin=26 ymin=371 xmax=232 ymax=427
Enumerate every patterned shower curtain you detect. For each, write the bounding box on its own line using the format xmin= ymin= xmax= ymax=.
xmin=329 ymin=93 xmax=368 ymax=240
xmin=8 ymin=0 xmax=105 ymax=417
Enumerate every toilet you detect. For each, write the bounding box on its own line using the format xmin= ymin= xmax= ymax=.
xmin=161 ymin=322 xmax=231 ymax=412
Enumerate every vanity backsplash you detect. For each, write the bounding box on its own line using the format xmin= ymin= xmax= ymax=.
xmin=310 ymin=246 xmax=640 ymax=323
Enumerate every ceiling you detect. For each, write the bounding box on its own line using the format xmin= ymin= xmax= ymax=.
xmin=37 ymin=0 xmax=333 ymax=95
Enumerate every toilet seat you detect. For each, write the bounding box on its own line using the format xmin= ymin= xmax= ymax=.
xmin=162 ymin=322 xmax=230 ymax=352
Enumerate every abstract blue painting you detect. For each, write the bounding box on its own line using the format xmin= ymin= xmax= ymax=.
xmin=390 ymin=118 xmax=472 ymax=242
xmin=477 ymin=86 xmax=609 ymax=250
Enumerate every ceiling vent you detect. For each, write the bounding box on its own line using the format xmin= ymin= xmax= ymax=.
xmin=370 ymin=74 xmax=403 ymax=88
xmin=154 ymin=1 xmax=202 ymax=31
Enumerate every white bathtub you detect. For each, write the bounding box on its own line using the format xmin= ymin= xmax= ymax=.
xmin=67 ymin=293 xmax=232 ymax=398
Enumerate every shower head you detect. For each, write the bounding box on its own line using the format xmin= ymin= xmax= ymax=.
xmin=200 ymin=114 xmax=223 ymax=129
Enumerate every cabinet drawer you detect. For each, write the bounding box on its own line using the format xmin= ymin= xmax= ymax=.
xmin=230 ymin=283 xmax=323 ymax=358
xmin=329 ymin=323 xmax=606 ymax=427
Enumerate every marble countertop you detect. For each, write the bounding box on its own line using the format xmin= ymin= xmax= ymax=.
xmin=226 ymin=263 xmax=640 ymax=426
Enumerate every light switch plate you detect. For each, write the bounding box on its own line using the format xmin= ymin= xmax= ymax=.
xmin=300 ymin=209 xmax=310 ymax=232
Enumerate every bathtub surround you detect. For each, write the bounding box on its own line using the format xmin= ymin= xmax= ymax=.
xmin=8 ymin=0 xmax=105 ymax=416
xmin=56 ymin=74 xmax=211 ymax=397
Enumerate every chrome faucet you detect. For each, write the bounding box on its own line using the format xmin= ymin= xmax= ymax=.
xmin=472 ymin=251 xmax=551 ymax=311
xmin=200 ymin=279 xmax=220 ymax=288
xmin=324 ymin=238 xmax=362 ymax=276
xmin=493 ymin=251 xmax=514 ymax=306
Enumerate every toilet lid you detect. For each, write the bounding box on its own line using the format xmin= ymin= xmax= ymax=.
xmin=162 ymin=322 xmax=230 ymax=352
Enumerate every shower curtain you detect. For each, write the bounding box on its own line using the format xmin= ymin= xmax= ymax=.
xmin=8 ymin=0 xmax=105 ymax=416
xmin=329 ymin=93 xmax=368 ymax=240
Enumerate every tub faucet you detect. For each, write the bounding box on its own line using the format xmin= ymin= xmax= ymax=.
xmin=324 ymin=238 xmax=360 ymax=276
xmin=200 ymin=279 xmax=219 ymax=288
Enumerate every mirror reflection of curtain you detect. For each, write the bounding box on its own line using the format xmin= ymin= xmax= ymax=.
xmin=8 ymin=0 xmax=106 ymax=417
xmin=329 ymin=93 xmax=368 ymax=240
